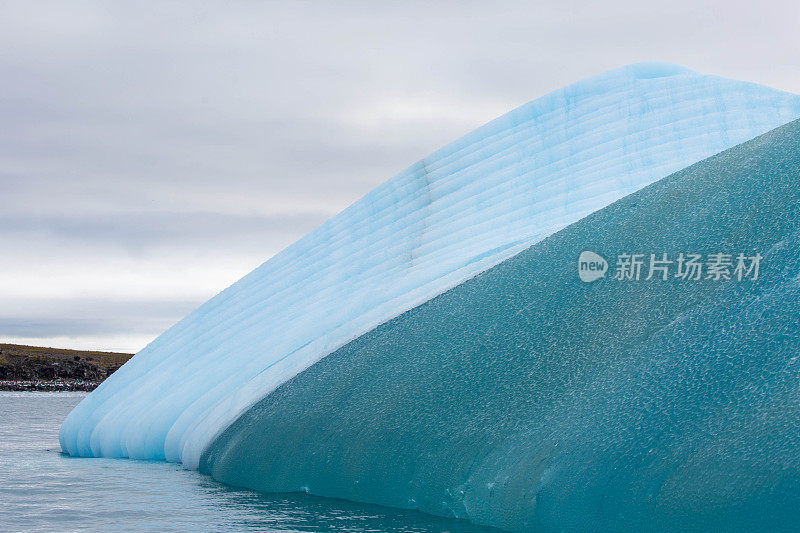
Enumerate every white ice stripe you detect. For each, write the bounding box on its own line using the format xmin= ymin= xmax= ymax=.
xmin=61 ymin=62 xmax=800 ymax=468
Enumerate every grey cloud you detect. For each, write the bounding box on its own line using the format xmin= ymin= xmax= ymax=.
xmin=0 ymin=211 xmax=331 ymax=251
xmin=1 ymin=0 xmax=798 ymax=350
xmin=0 ymin=298 xmax=199 ymax=338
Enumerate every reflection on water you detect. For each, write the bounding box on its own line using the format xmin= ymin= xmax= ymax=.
xmin=0 ymin=392 xmax=498 ymax=532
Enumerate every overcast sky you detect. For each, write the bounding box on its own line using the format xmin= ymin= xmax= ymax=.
xmin=1 ymin=1 xmax=799 ymax=352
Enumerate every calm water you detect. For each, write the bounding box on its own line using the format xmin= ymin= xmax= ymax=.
xmin=0 ymin=392 xmax=498 ymax=532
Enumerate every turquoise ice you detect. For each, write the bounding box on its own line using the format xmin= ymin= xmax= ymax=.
xmin=203 ymin=118 xmax=800 ymax=531
xmin=60 ymin=63 xmax=800 ymax=478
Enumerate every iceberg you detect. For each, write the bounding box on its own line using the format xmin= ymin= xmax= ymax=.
xmin=61 ymin=61 xmax=800 ymax=487
xmin=203 ymin=118 xmax=800 ymax=531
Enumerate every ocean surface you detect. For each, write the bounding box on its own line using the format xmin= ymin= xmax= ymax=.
xmin=0 ymin=392 xmax=497 ymax=532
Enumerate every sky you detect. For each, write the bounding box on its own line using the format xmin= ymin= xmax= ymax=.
xmin=1 ymin=1 xmax=799 ymax=353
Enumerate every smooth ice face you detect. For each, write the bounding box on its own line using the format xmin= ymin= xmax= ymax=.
xmin=202 ymin=120 xmax=800 ymax=532
xmin=60 ymin=63 xmax=800 ymax=469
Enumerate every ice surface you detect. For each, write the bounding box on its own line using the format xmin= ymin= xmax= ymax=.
xmin=202 ymin=119 xmax=800 ymax=532
xmin=60 ymin=63 xmax=800 ymax=471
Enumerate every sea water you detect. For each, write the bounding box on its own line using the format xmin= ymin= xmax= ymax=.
xmin=0 ymin=392 xmax=498 ymax=532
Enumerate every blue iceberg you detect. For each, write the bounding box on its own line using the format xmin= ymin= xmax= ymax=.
xmin=60 ymin=63 xmax=800 ymax=529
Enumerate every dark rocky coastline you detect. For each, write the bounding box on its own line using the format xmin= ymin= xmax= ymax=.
xmin=0 ymin=343 xmax=133 ymax=391
xmin=0 ymin=379 xmax=104 ymax=392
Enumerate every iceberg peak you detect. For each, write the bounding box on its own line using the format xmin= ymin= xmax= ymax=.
xmin=624 ymin=61 xmax=695 ymax=79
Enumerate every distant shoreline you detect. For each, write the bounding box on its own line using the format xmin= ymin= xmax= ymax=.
xmin=0 ymin=379 xmax=102 ymax=392
xmin=0 ymin=343 xmax=133 ymax=392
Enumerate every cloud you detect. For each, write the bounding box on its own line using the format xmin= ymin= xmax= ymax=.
xmin=0 ymin=210 xmax=330 ymax=251
xmin=0 ymin=297 xmax=195 ymax=337
xmin=1 ymin=0 xmax=798 ymax=351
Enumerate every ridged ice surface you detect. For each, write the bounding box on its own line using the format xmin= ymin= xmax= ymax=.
xmin=61 ymin=63 xmax=800 ymax=469
xmin=203 ymin=119 xmax=800 ymax=532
